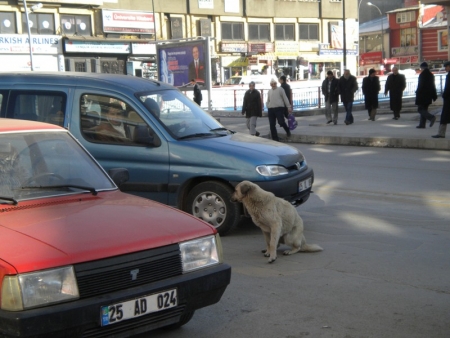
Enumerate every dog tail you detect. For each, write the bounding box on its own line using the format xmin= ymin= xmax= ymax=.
xmin=300 ymin=243 xmax=323 ymax=252
xmin=300 ymin=236 xmax=323 ymax=252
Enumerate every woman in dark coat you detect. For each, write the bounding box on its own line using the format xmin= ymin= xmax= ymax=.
xmin=384 ymin=66 xmax=406 ymax=120
xmin=362 ymin=68 xmax=381 ymax=121
xmin=433 ymin=61 xmax=450 ymax=138
xmin=241 ymin=81 xmax=262 ymax=136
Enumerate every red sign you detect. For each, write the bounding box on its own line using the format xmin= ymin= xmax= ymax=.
xmin=360 ymin=51 xmax=382 ymax=64
xmin=384 ymin=58 xmax=399 ymax=64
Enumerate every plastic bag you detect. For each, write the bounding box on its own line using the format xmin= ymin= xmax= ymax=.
xmin=288 ymin=114 xmax=298 ymax=130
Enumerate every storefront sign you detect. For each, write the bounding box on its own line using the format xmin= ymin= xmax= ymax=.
xmin=0 ymin=54 xmax=59 ymax=71
xmin=131 ymin=42 xmax=156 ymax=55
xmin=319 ymin=43 xmax=357 ymax=56
xmin=391 ymin=46 xmax=419 ymax=56
xmin=248 ymin=43 xmax=273 ymax=53
xmin=274 ymin=41 xmax=298 ymax=53
xmin=221 ymin=43 xmax=247 ymax=53
xmin=248 ymin=57 xmax=258 ymax=65
xmin=198 ymin=0 xmax=214 ymax=9
xmin=102 ymin=9 xmax=154 ymax=34
xmin=64 ymin=40 xmax=131 ymax=54
xmin=0 ymin=34 xmax=62 ymax=54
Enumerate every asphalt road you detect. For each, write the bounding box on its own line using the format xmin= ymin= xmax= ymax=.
xmin=138 ymin=145 xmax=450 ymax=338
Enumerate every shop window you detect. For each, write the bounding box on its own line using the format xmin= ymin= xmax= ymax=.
xmin=22 ymin=13 xmax=55 ymax=34
xmin=438 ymin=30 xmax=448 ymax=51
xmin=0 ymin=12 xmax=16 ymax=33
xmin=299 ymin=24 xmax=318 ymax=40
xmin=221 ymin=22 xmax=244 ymax=40
xmin=249 ymin=23 xmax=270 ymax=41
xmin=60 ymin=15 xmax=91 ymax=36
xmin=400 ymin=28 xmax=417 ymax=47
xmin=275 ymin=24 xmax=294 ymax=41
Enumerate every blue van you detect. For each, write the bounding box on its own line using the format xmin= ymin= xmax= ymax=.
xmin=0 ymin=72 xmax=313 ymax=234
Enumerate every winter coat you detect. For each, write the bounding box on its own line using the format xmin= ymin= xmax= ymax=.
xmin=415 ymin=68 xmax=437 ymax=106
xmin=384 ymin=73 xmax=406 ymax=111
xmin=362 ymin=76 xmax=381 ymax=109
xmin=441 ymin=71 xmax=450 ymax=124
xmin=242 ymin=89 xmax=262 ymax=118
xmin=280 ymin=82 xmax=292 ymax=105
xmin=322 ymin=77 xmax=340 ymax=104
xmin=338 ymin=75 xmax=358 ymax=103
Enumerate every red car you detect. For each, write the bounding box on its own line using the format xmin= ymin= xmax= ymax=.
xmin=0 ymin=119 xmax=231 ymax=337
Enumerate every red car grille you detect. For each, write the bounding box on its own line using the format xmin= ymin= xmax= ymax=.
xmin=74 ymin=244 xmax=182 ymax=299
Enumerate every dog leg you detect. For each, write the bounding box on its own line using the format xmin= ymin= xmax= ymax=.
xmin=267 ymin=227 xmax=281 ymax=263
xmin=262 ymin=231 xmax=271 ymax=256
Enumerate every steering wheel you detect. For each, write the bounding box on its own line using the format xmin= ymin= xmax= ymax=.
xmin=24 ymin=172 xmax=64 ymax=186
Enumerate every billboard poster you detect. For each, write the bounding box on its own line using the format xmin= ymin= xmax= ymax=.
xmin=157 ymin=41 xmax=207 ymax=88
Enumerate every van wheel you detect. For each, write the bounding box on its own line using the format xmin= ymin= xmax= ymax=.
xmin=186 ymin=181 xmax=240 ymax=235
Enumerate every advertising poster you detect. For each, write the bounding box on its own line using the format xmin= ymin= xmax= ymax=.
xmin=158 ymin=41 xmax=207 ymax=88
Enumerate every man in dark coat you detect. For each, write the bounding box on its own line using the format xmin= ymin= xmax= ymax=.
xmin=191 ymin=79 xmax=202 ymax=106
xmin=279 ymin=75 xmax=292 ymax=118
xmin=415 ymin=62 xmax=438 ymax=129
xmin=384 ymin=66 xmax=406 ymax=120
xmin=321 ymin=70 xmax=340 ymax=124
xmin=338 ymin=69 xmax=359 ymax=125
xmin=241 ymin=81 xmax=263 ymax=136
xmin=432 ymin=61 xmax=450 ymax=138
xmin=362 ymin=68 xmax=381 ymax=121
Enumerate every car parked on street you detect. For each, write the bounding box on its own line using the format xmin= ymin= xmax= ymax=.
xmin=0 ymin=119 xmax=231 ymax=337
xmin=0 ymin=72 xmax=314 ymax=235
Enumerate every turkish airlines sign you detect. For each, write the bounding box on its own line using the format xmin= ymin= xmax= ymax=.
xmin=102 ymin=9 xmax=154 ymax=34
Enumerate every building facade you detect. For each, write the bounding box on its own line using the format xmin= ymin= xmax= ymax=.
xmin=0 ymin=0 xmax=359 ymax=82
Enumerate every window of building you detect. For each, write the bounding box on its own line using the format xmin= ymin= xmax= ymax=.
xmin=249 ymin=23 xmax=270 ymax=41
xmin=275 ymin=24 xmax=294 ymax=41
xmin=438 ymin=30 xmax=448 ymax=51
xmin=396 ymin=11 xmax=415 ymax=24
xmin=0 ymin=12 xmax=16 ymax=33
xmin=22 ymin=13 xmax=55 ymax=34
xmin=299 ymin=23 xmax=318 ymax=40
xmin=400 ymin=27 xmax=417 ymax=47
xmin=60 ymin=15 xmax=91 ymax=36
xmin=221 ymin=22 xmax=244 ymax=40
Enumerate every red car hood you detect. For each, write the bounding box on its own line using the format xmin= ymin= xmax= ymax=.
xmin=0 ymin=191 xmax=215 ymax=274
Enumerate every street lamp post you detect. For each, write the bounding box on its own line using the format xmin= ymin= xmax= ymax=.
xmin=23 ymin=1 xmax=42 ymax=71
xmin=367 ymin=2 xmax=384 ymax=62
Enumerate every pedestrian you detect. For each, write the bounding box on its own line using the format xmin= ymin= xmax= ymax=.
xmin=362 ymin=68 xmax=381 ymax=121
xmin=321 ymin=70 xmax=339 ymax=124
xmin=432 ymin=61 xmax=450 ymax=138
xmin=266 ymin=79 xmax=292 ymax=141
xmin=279 ymin=75 xmax=292 ymax=118
xmin=338 ymin=69 xmax=359 ymax=125
xmin=241 ymin=81 xmax=262 ymax=136
xmin=415 ymin=62 xmax=437 ymax=129
xmin=384 ymin=66 xmax=406 ymax=120
xmin=191 ymin=78 xmax=202 ymax=106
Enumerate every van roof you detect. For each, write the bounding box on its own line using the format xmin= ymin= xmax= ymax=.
xmin=0 ymin=72 xmax=175 ymax=93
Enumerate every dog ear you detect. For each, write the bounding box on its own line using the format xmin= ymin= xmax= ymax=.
xmin=240 ymin=182 xmax=253 ymax=195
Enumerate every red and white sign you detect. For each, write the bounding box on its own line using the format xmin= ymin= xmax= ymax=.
xmin=102 ymin=9 xmax=154 ymax=34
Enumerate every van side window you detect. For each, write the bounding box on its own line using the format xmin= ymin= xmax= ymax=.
xmin=80 ymin=94 xmax=160 ymax=147
xmin=5 ymin=91 xmax=66 ymax=127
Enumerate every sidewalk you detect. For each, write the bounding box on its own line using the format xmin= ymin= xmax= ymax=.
xmin=212 ymin=98 xmax=450 ymax=151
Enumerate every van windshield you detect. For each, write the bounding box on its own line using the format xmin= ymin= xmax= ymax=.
xmin=137 ymin=90 xmax=228 ymax=140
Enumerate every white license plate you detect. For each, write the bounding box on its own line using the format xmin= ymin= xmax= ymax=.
xmin=101 ymin=289 xmax=177 ymax=326
xmin=298 ymin=177 xmax=312 ymax=192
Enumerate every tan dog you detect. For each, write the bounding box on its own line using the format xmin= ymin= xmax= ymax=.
xmin=231 ymin=181 xmax=323 ymax=263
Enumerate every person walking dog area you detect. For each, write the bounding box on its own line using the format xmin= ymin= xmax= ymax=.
xmin=432 ymin=61 xmax=450 ymax=138
xmin=321 ymin=70 xmax=339 ymax=124
xmin=415 ymin=62 xmax=437 ymax=129
xmin=241 ymin=81 xmax=262 ymax=136
xmin=266 ymin=79 xmax=292 ymax=141
xmin=362 ymin=69 xmax=381 ymax=121
xmin=384 ymin=66 xmax=406 ymax=120
xmin=338 ymin=69 xmax=359 ymax=125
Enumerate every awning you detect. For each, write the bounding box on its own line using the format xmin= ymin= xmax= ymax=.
xmin=226 ymin=57 xmax=248 ymax=67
